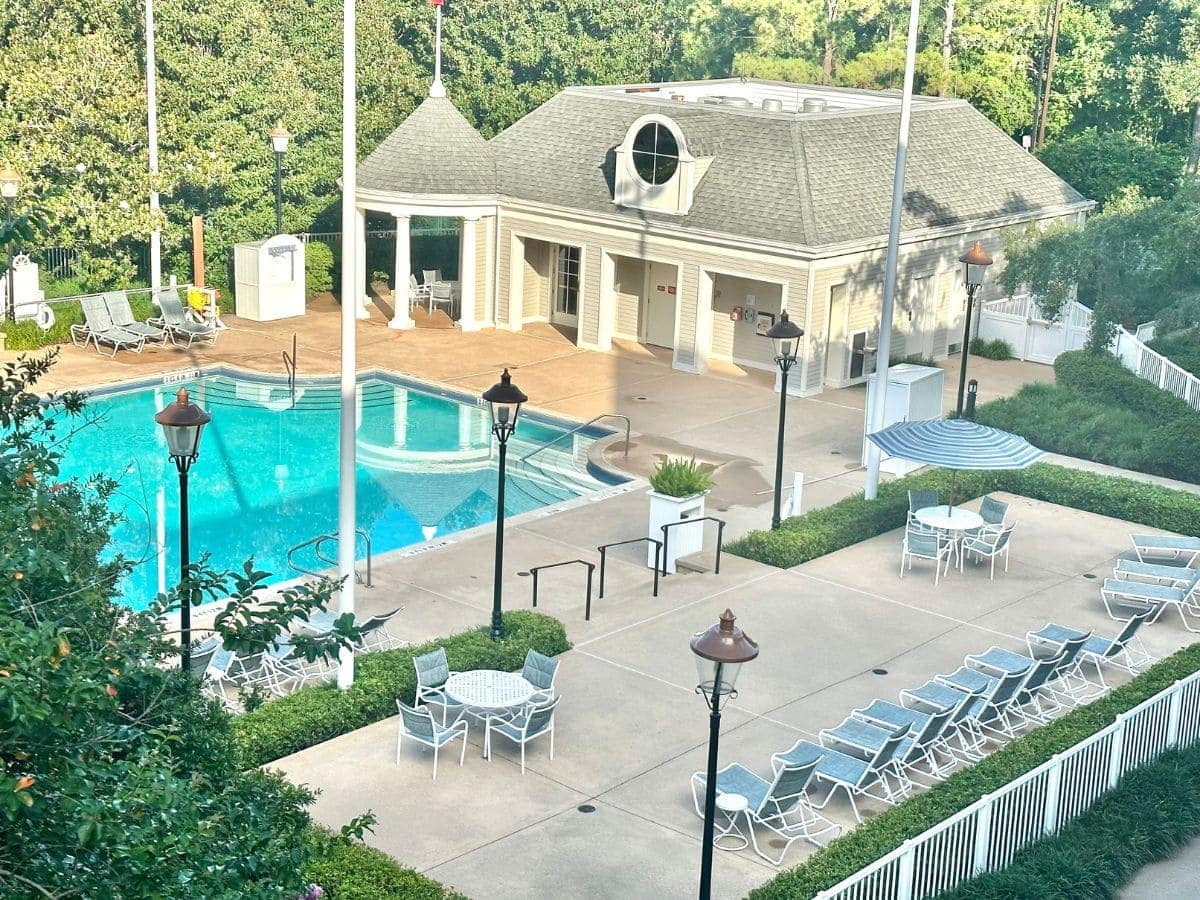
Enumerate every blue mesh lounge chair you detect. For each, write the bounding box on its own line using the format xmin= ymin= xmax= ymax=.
xmin=1027 ymin=609 xmax=1155 ymax=694
xmin=70 ymin=294 xmax=146 ymax=356
xmin=300 ymin=607 xmax=405 ymax=653
xmin=519 ymin=649 xmax=559 ymax=703
xmin=900 ymin=679 xmax=986 ymax=764
xmin=1114 ymin=558 xmax=1198 ymax=588
xmin=484 ymin=695 xmax=559 ymax=774
xmin=413 ymin=648 xmax=463 ymax=724
xmin=104 ymin=291 xmax=168 ymax=346
xmin=771 ymin=724 xmax=911 ymax=824
xmin=937 ymin=662 xmax=1031 ymax=747
xmin=149 ymin=288 xmax=218 ymax=348
xmin=1131 ymin=533 xmax=1200 ymax=567
xmin=852 ymin=696 xmax=963 ymax=779
xmin=690 ymin=758 xmax=840 ymax=864
xmin=959 ymin=523 xmax=1016 ymax=578
xmin=967 ymin=643 xmax=1081 ymax=725
xmin=900 ymin=525 xmax=952 ymax=584
xmin=1101 ymin=571 xmax=1200 ymax=631
xmin=395 ymin=700 xmax=469 ymax=779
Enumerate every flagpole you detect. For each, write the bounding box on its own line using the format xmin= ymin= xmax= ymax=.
xmin=430 ymin=0 xmax=445 ymax=97
xmin=864 ymin=0 xmax=921 ymax=500
xmin=336 ymin=0 xmax=358 ymax=689
xmin=145 ymin=0 xmax=161 ymax=292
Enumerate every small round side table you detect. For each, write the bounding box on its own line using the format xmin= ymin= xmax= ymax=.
xmin=713 ymin=793 xmax=750 ymax=851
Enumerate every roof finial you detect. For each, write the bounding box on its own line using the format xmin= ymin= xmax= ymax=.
xmin=430 ymin=0 xmax=446 ymax=98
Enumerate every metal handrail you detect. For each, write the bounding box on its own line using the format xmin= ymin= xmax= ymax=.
xmin=287 ymin=528 xmax=373 ymax=586
xmin=518 ymin=412 xmax=631 ymax=462
xmin=596 ymin=537 xmax=662 ymax=599
xmin=281 ymin=333 xmax=297 ymax=409
xmin=660 ymin=516 xmax=726 ymax=577
xmin=528 ymin=559 xmax=596 ymax=620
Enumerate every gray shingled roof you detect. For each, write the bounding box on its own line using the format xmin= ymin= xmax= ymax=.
xmin=357 ymin=95 xmax=494 ymax=195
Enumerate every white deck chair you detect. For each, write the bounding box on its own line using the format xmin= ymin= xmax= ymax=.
xmin=395 ymin=700 xmax=469 ymax=780
xmin=900 ymin=525 xmax=953 ymax=584
xmin=1101 ymin=571 xmax=1200 ymax=631
xmin=1027 ymin=609 xmax=1156 ymax=694
xmin=1131 ymin=533 xmax=1200 ymax=567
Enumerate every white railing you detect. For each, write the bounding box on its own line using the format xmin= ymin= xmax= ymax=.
xmin=816 ymin=670 xmax=1200 ymax=900
xmin=1110 ymin=329 xmax=1200 ymax=412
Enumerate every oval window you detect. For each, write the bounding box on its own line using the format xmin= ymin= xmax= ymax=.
xmin=631 ymin=122 xmax=679 ymax=186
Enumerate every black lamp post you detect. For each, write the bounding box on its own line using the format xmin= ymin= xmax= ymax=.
xmin=267 ymin=120 xmax=291 ymax=234
xmin=1 ymin=164 xmax=21 ymax=322
xmin=155 ymin=388 xmax=211 ymax=671
xmin=482 ymin=368 xmax=527 ymax=641
xmin=955 ymin=241 xmax=993 ymax=417
xmin=765 ymin=310 xmax=804 ymax=529
xmin=692 ymin=609 xmax=759 ymax=900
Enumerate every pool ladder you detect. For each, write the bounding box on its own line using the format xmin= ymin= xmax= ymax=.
xmin=281 ymin=334 xmax=297 ymax=409
xmin=287 ymin=529 xmax=373 ymax=587
xmin=518 ymin=412 xmax=631 ymax=463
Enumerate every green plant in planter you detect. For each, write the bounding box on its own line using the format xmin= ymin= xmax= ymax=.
xmin=649 ymin=457 xmax=715 ymax=498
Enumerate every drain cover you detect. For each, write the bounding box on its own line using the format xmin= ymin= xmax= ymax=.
xmin=1083 ymin=573 xmax=1097 ymax=580
xmin=517 ymin=571 xmax=531 ymax=577
xmin=577 ymin=804 xmax=597 ymax=813
xmin=634 ymin=396 xmax=649 ymax=401
xmin=872 ymin=668 xmax=889 ymax=676
xmin=830 ymin=449 xmax=842 ymax=455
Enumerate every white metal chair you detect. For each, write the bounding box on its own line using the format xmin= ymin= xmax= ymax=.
xmin=408 ymin=273 xmax=430 ymax=310
xmin=484 ymin=696 xmax=559 ymax=774
xmin=1131 ymin=533 xmax=1200 ymax=567
xmin=960 ymin=523 xmax=1015 ymax=578
xmin=1101 ymin=571 xmax=1200 ymax=631
xmin=900 ymin=525 xmax=952 ymax=584
xmin=413 ymin=647 xmax=463 ymax=724
xmin=395 ymin=700 xmax=469 ymax=780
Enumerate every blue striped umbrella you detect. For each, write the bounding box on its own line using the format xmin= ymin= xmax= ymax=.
xmin=867 ymin=418 xmax=1044 ymax=470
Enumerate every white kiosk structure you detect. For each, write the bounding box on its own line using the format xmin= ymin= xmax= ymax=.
xmin=862 ymin=363 xmax=945 ymax=475
xmin=233 ymin=234 xmax=306 ymax=321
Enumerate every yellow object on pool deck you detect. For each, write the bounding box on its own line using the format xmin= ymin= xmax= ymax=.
xmin=187 ymin=287 xmax=217 ymax=312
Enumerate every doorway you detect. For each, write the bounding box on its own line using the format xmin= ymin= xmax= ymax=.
xmin=643 ymin=261 xmax=678 ymax=348
xmin=552 ymin=245 xmax=581 ymax=328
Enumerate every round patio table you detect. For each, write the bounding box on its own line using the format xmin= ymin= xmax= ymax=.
xmin=445 ymin=670 xmax=536 ymax=756
xmin=914 ymin=505 xmax=985 ymax=568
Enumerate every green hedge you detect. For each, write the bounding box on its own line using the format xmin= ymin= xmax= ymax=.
xmin=749 ymin=644 xmax=1200 ymax=899
xmin=937 ymin=745 xmax=1200 ymax=899
xmin=0 ymin=294 xmax=156 ymax=351
xmin=303 ymin=829 xmax=468 ymax=899
xmin=1054 ymin=350 xmax=1194 ymax=423
xmin=1148 ymin=330 xmax=1200 ymax=379
xmin=727 ymin=463 xmax=1200 ymax=570
xmin=235 ymin=611 xmax=570 ymax=767
xmin=969 ymin=337 xmax=1014 ymax=360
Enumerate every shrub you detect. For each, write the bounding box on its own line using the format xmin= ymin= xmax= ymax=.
xmin=1054 ymin=349 xmax=1194 ymax=423
xmin=648 ymin=457 xmax=715 ymax=498
xmin=303 ymin=829 xmax=468 ymax=899
xmin=890 ymin=352 xmax=940 ymax=368
xmin=0 ymin=293 xmax=156 ymax=351
xmin=1148 ymin=330 xmax=1200 ymax=379
xmin=306 ymin=240 xmax=335 ymax=299
xmin=1139 ymin=417 xmax=1200 ymax=484
xmin=234 ymin=611 xmax=570 ymax=767
xmin=750 ymin=644 xmax=1200 ymax=899
xmin=727 ymin=463 xmax=1200 ymax=570
xmin=969 ymin=337 xmax=1014 ymax=360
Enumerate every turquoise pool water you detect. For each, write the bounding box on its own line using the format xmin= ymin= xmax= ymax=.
xmin=60 ymin=371 xmax=615 ymax=609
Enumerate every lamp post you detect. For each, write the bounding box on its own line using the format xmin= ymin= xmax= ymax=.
xmin=955 ymin=240 xmax=993 ymax=417
xmin=155 ymin=388 xmax=212 ymax=671
xmin=1 ymin=164 xmax=21 ymax=322
xmin=765 ymin=310 xmax=804 ymax=529
xmin=267 ymin=120 xmax=291 ymax=235
xmin=692 ymin=609 xmax=759 ymax=900
xmin=482 ymin=369 xmax=527 ymax=641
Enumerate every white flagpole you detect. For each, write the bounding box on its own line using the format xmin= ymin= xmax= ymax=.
xmin=430 ymin=1 xmax=445 ymax=98
xmin=145 ymin=0 xmax=161 ymax=292
xmin=864 ymin=0 xmax=921 ymax=500
xmin=336 ymin=0 xmax=358 ymax=689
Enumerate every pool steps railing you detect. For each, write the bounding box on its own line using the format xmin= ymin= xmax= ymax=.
xmin=287 ymin=528 xmax=373 ymax=587
xmin=518 ymin=413 xmax=630 ymax=464
xmin=281 ymin=334 xmax=297 ymax=409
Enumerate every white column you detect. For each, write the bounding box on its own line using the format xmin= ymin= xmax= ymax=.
xmin=458 ymin=216 xmax=479 ymax=331
xmin=507 ymin=234 xmax=525 ymax=331
xmin=354 ymin=207 xmax=369 ymax=320
xmin=596 ymin=251 xmax=615 ymax=351
xmin=392 ymin=386 xmax=408 ymax=446
xmin=389 ymin=214 xmax=413 ymax=329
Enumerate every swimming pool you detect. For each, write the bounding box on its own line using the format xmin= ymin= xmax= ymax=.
xmin=60 ymin=369 xmax=620 ymax=609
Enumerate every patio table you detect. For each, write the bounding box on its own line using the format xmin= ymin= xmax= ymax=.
xmin=445 ymin=670 xmax=535 ymax=753
xmin=915 ymin=505 xmax=984 ymax=567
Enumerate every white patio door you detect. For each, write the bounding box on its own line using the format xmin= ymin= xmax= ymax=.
xmin=643 ymin=261 xmax=677 ymax=349
xmin=552 ymin=245 xmax=580 ymax=327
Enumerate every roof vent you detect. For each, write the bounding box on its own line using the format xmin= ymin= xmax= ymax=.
xmin=701 ymin=96 xmax=724 ymax=106
xmin=670 ymin=93 xmax=686 ymax=102
xmin=802 ymin=97 xmax=828 ymax=113
xmin=761 ymin=98 xmax=784 ymax=113
xmin=722 ymin=97 xmax=753 ymax=108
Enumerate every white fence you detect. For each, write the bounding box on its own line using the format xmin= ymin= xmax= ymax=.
xmin=815 ymin=670 xmax=1200 ymax=900
xmin=1110 ymin=329 xmax=1200 ymax=412
xmin=976 ymin=294 xmax=1092 ymax=364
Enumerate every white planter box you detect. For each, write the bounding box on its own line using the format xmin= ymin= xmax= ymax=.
xmin=647 ymin=490 xmax=706 ymax=574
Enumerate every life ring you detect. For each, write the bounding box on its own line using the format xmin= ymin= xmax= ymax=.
xmin=35 ymin=304 xmax=55 ymax=331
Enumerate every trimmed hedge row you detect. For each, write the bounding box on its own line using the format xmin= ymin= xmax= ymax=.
xmin=726 ymin=463 xmax=1200 ymax=570
xmin=1054 ymin=349 xmax=1194 ymax=422
xmin=235 ymin=611 xmax=570 ymax=767
xmin=937 ymin=745 xmax=1200 ymax=899
xmin=749 ymin=643 xmax=1200 ymax=899
xmin=303 ymin=830 xmax=468 ymax=899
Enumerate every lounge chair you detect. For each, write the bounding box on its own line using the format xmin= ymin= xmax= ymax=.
xmin=1114 ymin=558 xmax=1198 ymax=588
xmin=908 ymin=489 xmax=939 ymax=513
xmin=413 ymin=647 xmax=463 ymax=724
xmin=395 ymin=700 xmax=469 ymax=780
xmin=484 ymin=695 xmax=559 ymax=774
xmin=937 ymin=662 xmax=1031 ymax=746
xmin=104 ymin=291 xmax=168 ymax=346
xmin=900 ymin=525 xmax=952 ymax=584
xmin=967 ymin=643 xmax=1082 ymax=724
xmin=1131 ymin=533 xmax=1200 ymax=567
xmin=1101 ymin=572 xmax=1200 ymax=631
xmin=959 ymin=523 xmax=1015 ymax=578
xmin=150 ymin=288 xmax=218 ymax=348
xmin=300 ymin=607 xmax=405 ymax=652
xmin=690 ymin=758 xmax=840 ymax=864
xmin=900 ymin=679 xmax=986 ymax=764
xmin=1026 ymin=610 xmax=1156 ymax=693
xmin=772 ymin=725 xmax=912 ymax=823
xmin=826 ymin=704 xmax=958 ymax=785
xmin=70 ymin=295 xmax=146 ymax=356
xmin=852 ymin=697 xmax=964 ymax=779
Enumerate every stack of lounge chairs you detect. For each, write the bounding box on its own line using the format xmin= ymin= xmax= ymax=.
xmin=70 ymin=289 xmax=219 ymax=356
xmin=1100 ymin=534 xmax=1200 ymax=632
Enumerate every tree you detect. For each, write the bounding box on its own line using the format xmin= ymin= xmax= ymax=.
xmin=1036 ymin=129 xmax=1185 ymax=206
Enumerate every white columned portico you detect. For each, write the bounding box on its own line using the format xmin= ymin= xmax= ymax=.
xmin=354 ymin=206 xmax=370 ymax=319
xmin=458 ymin=215 xmax=479 ymax=332
xmin=389 ymin=214 xmax=413 ymax=329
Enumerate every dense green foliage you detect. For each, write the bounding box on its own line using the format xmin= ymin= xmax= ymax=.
xmin=969 ymin=337 xmax=1014 ymax=360
xmin=1035 ymin=129 xmax=1187 ymax=208
xmin=303 ymin=828 xmax=468 ymax=900
xmin=975 ymin=350 xmax=1200 ymax=484
xmin=0 ymin=292 xmax=155 ymax=351
xmin=727 ymin=461 xmax=1200 ymax=569
xmin=1148 ymin=329 xmax=1200 ymax=378
xmin=937 ymin=744 xmax=1200 ymax=899
xmin=749 ymin=643 xmax=1200 ymax=899
xmin=234 ymin=610 xmax=570 ymax=767
xmin=648 ymin=457 xmax=715 ymax=498
xmin=305 ymin=239 xmax=335 ymax=299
